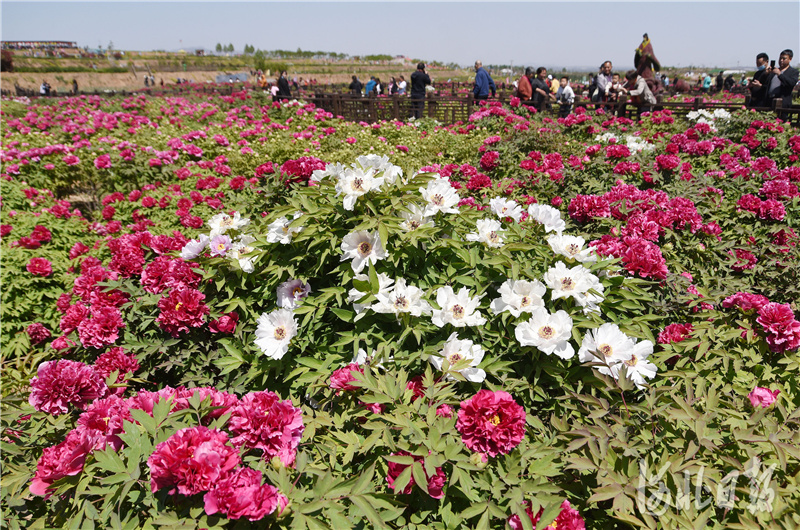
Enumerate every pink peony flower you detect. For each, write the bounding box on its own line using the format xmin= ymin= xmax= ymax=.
xmin=329 ymin=363 xmax=364 ymax=392
xmin=756 ymin=303 xmax=800 ymax=352
xmin=456 ymin=390 xmax=526 ymax=457
xmin=93 ymin=347 xmax=139 ymax=384
xmin=204 ymin=467 xmax=281 ymax=521
xmin=657 ymin=323 xmax=694 ymax=344
xmin=26 ymin=257 xmax=52 ymax=277
xmin=94 ymin=154 xmax=111 ymax=169
xmin=148 ymin=426 xmax=241 ymax=496
xmin=748 ymin=387 xmax=780 ymax=408
xmin=77 ymin=305 xmax=125 ymax=349
xmin=29 ymin=360 xmax=108 ymax=416
xmin=508 ymin=499 xmax=585 ymax=530
xmin=75 ymin=394 xmax=133 ymax=451
xmin=30 ymin=430 xmax=97 ymax=497
xmin=209 ymin=312 xmax=239 ymax=334
xmin=386 ymin=451 xmax=447 ymax=499
xmin=26 ymin=323 xmax=52 ymax=344
xmin=156 ymin=287 xmax=209 ymax=337
xmin=480 ymin=151 xmax=500 ymax=172
xmin=227 ymin=391 xmax=304 ymax=467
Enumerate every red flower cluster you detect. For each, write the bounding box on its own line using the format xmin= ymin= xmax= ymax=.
xmin=26 ymin=257 xmax=52 ymax=277
xmin=657 ymin=323 xmax=694 ymax=344
xmin=329 ymin=363 xmax=364 ymax=391
xmin=26 ymin=322 xmax=51 ymax=344
xmin=280 ymin=156 xmax=326 ymax=186
xmin=756 ymin=303 xmax=800 ymax=353
xmin=479 ymin=151 xmax=500 ymax=172
xmin=722 ymin=291 xmax=770 ymax=312
xmin=140 ymin=255 xmax=201 ymax=294
xmin=456 ymin=390 xmax=526 ymax=457
xmin=156 ymin=287 xmax=209 ymax=337
xmin=29 ymin=360 xmax=108 ymax=416
xmin=386 ymin=451 xmax=447 ymax=499
xmin=93 ymin=347 xmax=140 ymax=384
xmin=148 ymin=426 xmax=241 ymax=495
xmin=204 ymin=467 xmax=284 ymax=521
xmin=227 ymin=391 xmax=304 ymax=466
xmin=508 ymin=499 xmax=585 ymax=530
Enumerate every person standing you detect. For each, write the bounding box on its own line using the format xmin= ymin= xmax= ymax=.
xmin=531 ymin=67 xmax=552 ymax=110
xmin=556 ymin=76 xmax=575 ymax=118
xmin=515 ymin=67 xmax=534 ymax=101
xmin=472 ymin=61 xmax=496 ymax=101
xmin=748 ymin=53 xmax=771 ymax=108
xmin=72 ymin=79 xmax=78 ymax=95
xmin=702 ymin=73 xmax=711 ymax=93
xmin=397 ymin=75 xmax=407 ymax=95
xmin=410 ymin=62 xmax=431 ymax=119
xmin=349 ymin=75 xmax=363 ymax=96
xmin=593 ymin=61 xmax=613 ymax=102
xmin=365 ymin=76 xmax=376 ymax=96
xmin=766 ymin=49 xmax=798 ymax=112
xmin=277 ymin=71 xmax=292 ymax=99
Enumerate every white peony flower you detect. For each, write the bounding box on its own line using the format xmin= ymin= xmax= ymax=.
xmin=310 ymin=162 xmax=346 ymax=183
xmin=348 ymin=273 xmax=394 ymax=315
xmin=373 ymin=278 xmax=432 ymax=317
xmin=254 ymin=308 xmax=298 ymax=360
xmin=610 ymin=338 xmax=657 ymax=389
xmin=429 ymin=332 xmax=486 ymax=383
xmin=465 ymin=218 xmax=505 ymax=248
xmin=229 ymin=234 xmax=257 ymax=273
xmin=277 ymin=279 xmax=311 ymax=310
xmin=547 ymin=234 xmax=597 ymax=263
xmin=340 ymin=230 xmax=388 ymax=273
xmin=355 ymin=154 xmax=403 ymax=186
xmin=335 ymin=166 xmax=384 ymax=211
xmin=543 ymin=262 xmax=604 ymax=313
xmin=180 ymin=234 xmax=209 ymax=260
xmin=208 ymin=211 xmax=250 ymax=237
xmin=431 ymin=286 xmax=486 ymax=328
xmin=489 ymin=197 xmax=523 ymax=222
xmin=266 ymin=212 xmax=303 ymax=244
xmin=399 ymin=204 xmax=435 ymax=231
xmin=515 ymin=307 xmax=575 ymax=359
xmin=527 ymin=203 xmax=566 ymax=233
xmin=577 ymin=323 xmax=634 ymax=376
xmin=420 ymin=176 xmax=460 ymax=216
xmin=490 ymin=279 xmax=546 ymax=317
xmin=353 ymin=347 xmax=394 ymax=369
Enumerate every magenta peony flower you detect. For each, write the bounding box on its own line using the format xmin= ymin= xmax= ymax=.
xmin=26 ymin=257 xmax=52 ymax=277
xmin=148 ymin=426 xmax=240 ymax=496
xmin=77 ymin=305 xmax=125 ymax=349
xmin=94 ymin=154 xmax=111 ymax=169
xmin=386 ymin=451 xmax=447 ymax=499
xmin=209 ymin=312 xmax=239 ymax=334
xmin=508 ymin=499 xmax=585 ymax=530
xmin=26 ymin=323 xmax=51 ymax=344
xmin=480 ymin=151 xmax=500 ymax=172
xmin=204 ymin=467 xmax=281 ymax=521
xmin=30 ymin=225 xmax=52 ymax=243
xmin=456 ymin=390 xmax=526 ymax=457
xmin=756 ymin=303 xmax=800 ymax=352
xmin=140 ymin=256 xmax=201 ymax=294
xmin=657 ymin=323 xmax=694 ymax=345
xmin=30 ymin=430 xmax=98 ymax=497
xmin=69 ymin=241 xmax=90 ymax=260
xmin=75 ymin=394 xmax=133 ymax=451
xmin=156 ymin=287 xmax=209 ymax=337
xmin=748 ymin=386 xmax=780 ymax=408
xmin=227 ymin=391 xmax=304 ymax=467
xmin=722 ymin=292 xmax=770 ymax=312
xmin=29 ymin=360 xmax=108 ymax=416
xmin=93 ymin=347 xmax=139 ymax=384
xmin=329 ymin=363 xmax=364 ymax=392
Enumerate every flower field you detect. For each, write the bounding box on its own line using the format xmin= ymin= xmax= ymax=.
xmin=1 ymin=90 xmax=799 ymax=530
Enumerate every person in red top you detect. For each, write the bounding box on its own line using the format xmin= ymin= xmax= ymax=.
xmin=515 ymin=67 xmax=534 ymax=101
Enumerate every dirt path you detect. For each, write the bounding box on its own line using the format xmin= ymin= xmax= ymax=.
xmin=2 ymin=71 xmax=227 ymax=94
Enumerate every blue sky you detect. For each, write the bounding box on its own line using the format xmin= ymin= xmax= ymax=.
xmin=3 ymin=1 xmax=799 ymax=70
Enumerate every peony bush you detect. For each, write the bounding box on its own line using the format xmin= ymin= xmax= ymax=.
xmin=2 ymin=91 xmax=799 ymax=529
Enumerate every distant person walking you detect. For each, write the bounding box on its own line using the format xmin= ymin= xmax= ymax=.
xmin=410 ymin=62 xmax=431 ymax=119
xmin=472 ymin=60 xmax=496 ymax=101
xmin=72 ymin=79 xmax=78 ymax=95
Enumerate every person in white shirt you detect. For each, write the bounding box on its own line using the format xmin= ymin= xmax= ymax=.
xmin=397 ymin=75 xmax=407 ymax=95
xmin=556 ymin=76 xmax=575 ymax=117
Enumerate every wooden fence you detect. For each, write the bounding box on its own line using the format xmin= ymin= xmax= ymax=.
xmin=4 ymin=83 xmax=798 ymax=127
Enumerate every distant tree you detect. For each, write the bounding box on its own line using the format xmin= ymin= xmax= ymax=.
xmin=244 ymin=44 xmax=255 ymax=55
xmin=226 ymin=43 xmax=234 ymax=53
xmin=108 ymin=41 xmax=114 ymax=51
xmin=215 ymin=43 xmax=223 ymax=53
